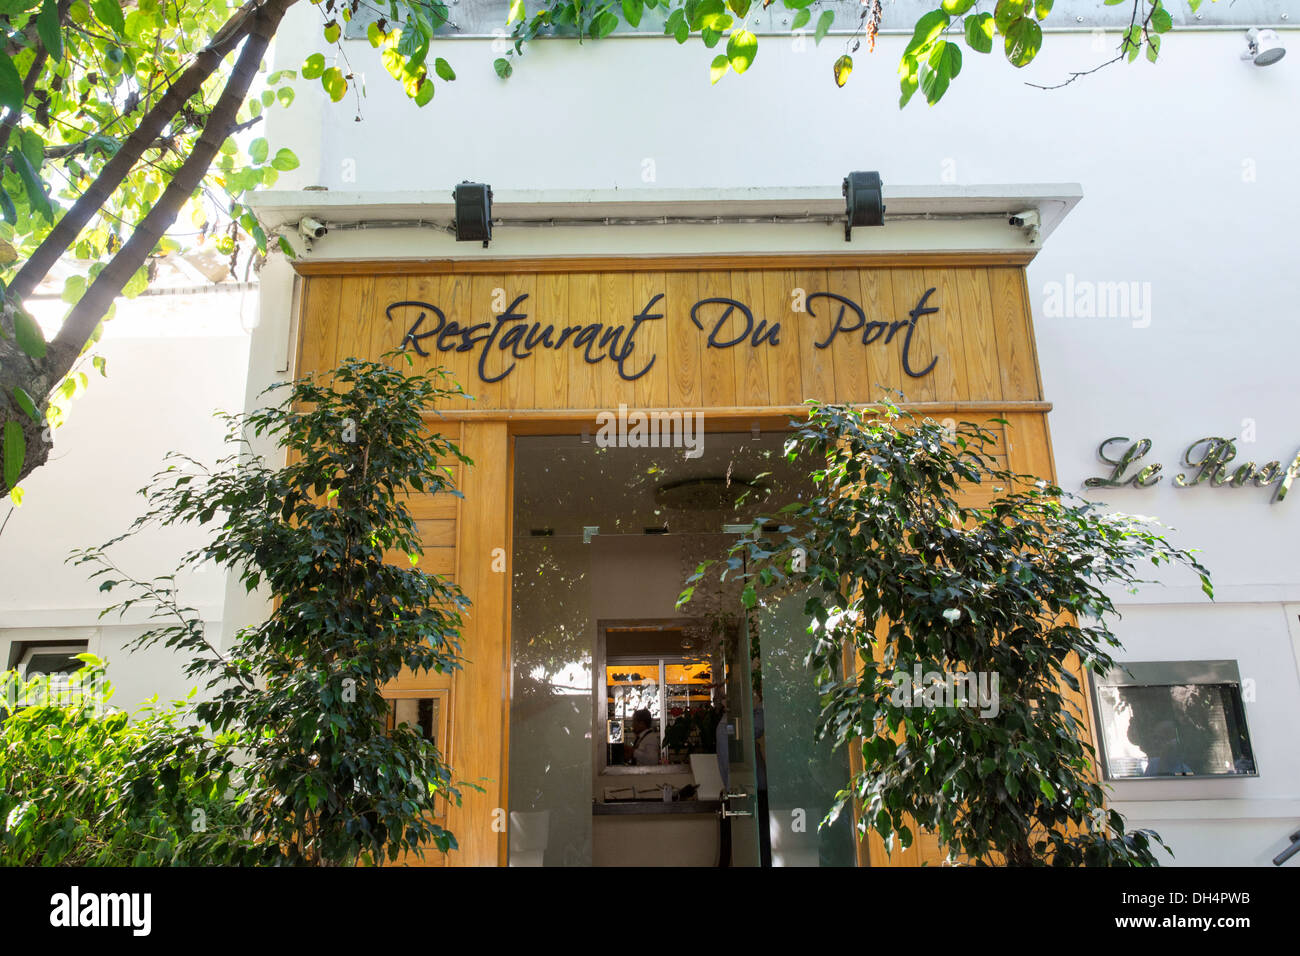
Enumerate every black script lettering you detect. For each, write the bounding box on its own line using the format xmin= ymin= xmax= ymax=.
xmin=614 ymin=294 xmax=664 ymax=380
xmin=390 ymin=301 xmax=446 ymax=358
xmin=805 ymin=292 xmax=865 ymax=349
xmin=900 ymin=288 xmax=939 ymax=378
xmin=691 ymin=297 xmax=756 ymax=349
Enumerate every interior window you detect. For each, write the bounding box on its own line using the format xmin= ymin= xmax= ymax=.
xmin=602 ymin=627 xmax=722 ymax=770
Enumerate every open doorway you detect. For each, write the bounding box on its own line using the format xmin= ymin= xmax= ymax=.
xmin=505 ymin=428 xmax=854 ymax=867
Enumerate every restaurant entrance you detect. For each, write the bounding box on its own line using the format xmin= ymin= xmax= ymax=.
xmin=506 ymin=430 xmax=856 ymax=866
xmin=290 ymin=252 xmax=1064 ymax=866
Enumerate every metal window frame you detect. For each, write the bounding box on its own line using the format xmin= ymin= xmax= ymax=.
xmin=1088 ymin=659 xmax=1259 ymax=781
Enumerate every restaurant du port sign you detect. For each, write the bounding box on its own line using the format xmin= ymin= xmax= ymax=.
xmin=1087 ymin=436 xmax=1300 ymax=504
xmin=388 ymin=287 xmax=941 ymax=384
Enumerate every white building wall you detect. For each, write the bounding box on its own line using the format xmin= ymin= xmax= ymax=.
xmin=2 ymin=13 xmax=1294 ymax=866
xmin=0 ymin=293 xmax=253 ymax=709
xmin=247 ymin=20 xmax=1300 ymax=866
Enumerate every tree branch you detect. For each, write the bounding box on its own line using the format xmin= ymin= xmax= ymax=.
xmin=5 ymin=0 xmax=268 ymax=305
xmin=0 ymin=0 xmax=75 ymax=157
xmin=46 ymin=0 xmax=296 ymax=371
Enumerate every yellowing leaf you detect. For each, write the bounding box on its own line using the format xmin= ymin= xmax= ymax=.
xmin=833 ymin=54 xmax=853 ymax=88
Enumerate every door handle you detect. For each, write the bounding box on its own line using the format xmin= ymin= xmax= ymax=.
xmin=721 ymin=790 xmax=753 ymax=818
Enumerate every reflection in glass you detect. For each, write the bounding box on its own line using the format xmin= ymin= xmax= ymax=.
xmin=1095 ymin=682 xmax=1256 ymax=778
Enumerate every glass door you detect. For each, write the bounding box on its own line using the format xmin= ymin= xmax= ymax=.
xmin=717 ymin=595 xmax=765 ymax=866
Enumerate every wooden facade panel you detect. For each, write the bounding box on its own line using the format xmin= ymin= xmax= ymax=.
xmin=633 ymin=271 xmax=669 ymax=408
xmin=304 ymin=262 xmax=1042 ymax=413
xmin=924 ymin=268 xmax=970 ymax=404
xmin=384 ymin=546 xmax=456 ymax=578
xmin=761 ymin=269 xmax=804 ymax=406
xmin=889 ymin=268 xmax=939 ymax=404
xmin=445 ymin=421 xmax=511 ymax=867
xmin=665 ymin=271 xmax=702 ymax=408
xmin=990 ymin=267 xmax=1041 ymax=402
xmin=730 ymin=270 xmax=771 ymax=408
xmin=535 ymin=273 xmax=570 ymax=409
xmin=295 ymin=274 xmax=341 ymax=380
xmin=824 ymin=269 xmax=872 ymax=405
xmin=859 ymin=269 xmax=903 ymax=398
xmin=956 ymin=268 xmax=1002 ymax=403
xmin=793 ymin=269 xmax=836 ymax=403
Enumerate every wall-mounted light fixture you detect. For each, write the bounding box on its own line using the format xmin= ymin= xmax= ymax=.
xmin=842 ymin=170 xmax=885 ymax=242
xmin=453 ymin=181 xmax=493 ymax=246
xmin=1242 ymin=28 xmax=1286 ymax=66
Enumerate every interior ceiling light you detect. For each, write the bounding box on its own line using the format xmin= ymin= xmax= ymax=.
xmin=654 ymin=477 xmax=767 ymax=512
xmin=1242 ymin=28 xmax=1286 ymax=67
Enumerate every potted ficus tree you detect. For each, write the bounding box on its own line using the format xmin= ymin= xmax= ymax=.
xmin=685 ymin=399 xmax=1214 ymax=867
xmin=71 ymin=354 xmax=471 ymax=866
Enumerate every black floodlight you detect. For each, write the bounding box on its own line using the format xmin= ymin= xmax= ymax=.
xmin=842 ymin=171 xmax=885 ymax=241
xmin=453 ymin=181 xmax=493 ymax=246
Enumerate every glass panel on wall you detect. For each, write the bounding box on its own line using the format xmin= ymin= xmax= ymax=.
xmin=508 ymin=529 xmax=594 ymax=867
xmin=752 ymin=592 xmax=856 ymax=866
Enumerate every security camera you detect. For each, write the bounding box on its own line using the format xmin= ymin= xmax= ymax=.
xmin=1008 ymin=210 xmax=1040 ymax=230
xmin=298 ymin=217 xmax=327 ymax=241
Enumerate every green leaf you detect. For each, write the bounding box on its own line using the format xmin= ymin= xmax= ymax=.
xmin=814 ymin=9 xmax=833 ymax=45
xmin=709 ymin=54 xmax=728 ymax=85
xmin=833 ymin=53 xmax=853 ymax=88
xmin=508 ymin=0 xmax=525 ymax=24
xmin=622 ymin=0 xmax=642 ymax=27
xmin=270 ymin=148 xmax=299 ymax=171
xmin=302 ymin=53 xmax=326 ymax=80
xmin=3 ymin=419 xmax=24 ymax=490
xmin=941 ymin=0 xmax=975 ymax=14
xmin=37 ymin=0 xmax=62 ymax=62
xmin=249 ymin=137 xmax=269 ymax=164
xmin=790 ymin=8 xmax=809 ymax=30
xmin=434 ymin=57 xmax=455 ymax=81
xmin=493 ymin=57 xmax=513 ymax=79
xmin=905 ymin=9 xmax=950 ymax=58
xmin=323 ymin=19 xmax=341 ymax=44
xmin=993 ymin=0 xmax=1026 ymax=32
xmin=1146 ymin=33 xmax=1160 ymax=62
xmin=0 ymin=183 xmax=15 ymax=224
xmin=321 ymin=67 xmax=347 ymax=102
xmin=920 ymin=38 xmax=962 ymax=104
xmin=593 ymin=10 xmax=618 ymax=38
xmin=1034 ymin=0 xmax=1053 ymax=18
xmin=12 ymin=386 xmax=39 ymax=421
xmin=1003 ymin=16 xmax=1042 ymax=68
xmin=1150 ymin=3 xmax=1172 ymax=34
xmin=92 ymin=355 xmax=107 ymax=377
xmin=0 ymin=51 xmax=22 ymax=111
xmin=91 ymin=0 xmax=126 ymax=35
xmin=963 ymin=12 xmax=993 ymax=54
xmin=413 ymin=77 xmax=434 ymax=107
xmin=726 ymin=29 xmax=757 ymax=74
xmin=12 ymin=308 xmax=46 ymax=360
